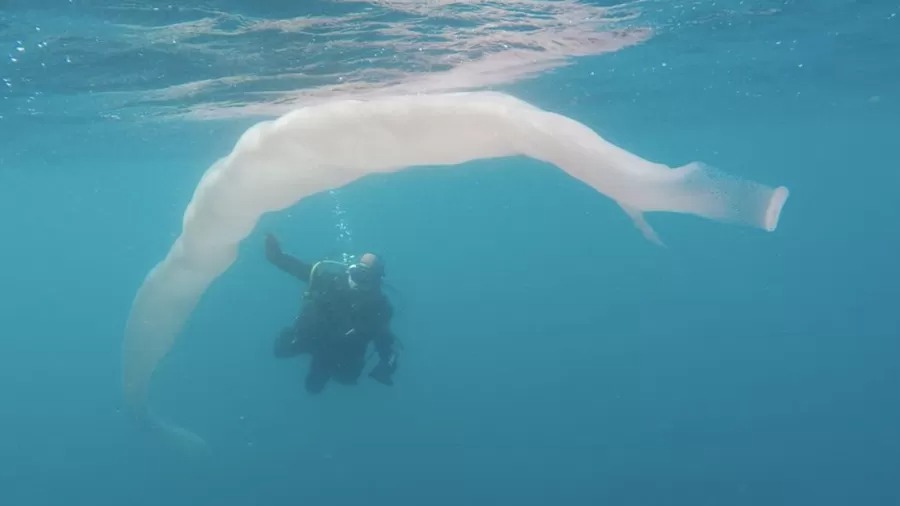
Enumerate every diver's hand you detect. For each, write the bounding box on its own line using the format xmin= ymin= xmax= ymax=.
xmin=369 ymin=357 xmax=397 ymax=386
xmin=264 ymin=233 xmax=282 ymax=259
xmin=386 ymin=352 xmax=397 ymax=371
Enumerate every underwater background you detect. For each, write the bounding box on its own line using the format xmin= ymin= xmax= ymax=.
xmin=1 ymin=1 xmax=898 ymax=505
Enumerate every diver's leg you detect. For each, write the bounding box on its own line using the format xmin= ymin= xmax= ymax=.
xmin=305 ymin=353 xmax=331 ymax=394
xmin=273 ymin=327 xmax=307 ymax=358
xmin=273 ymin=307 xmax=322 ymax=358
xmin=332 ymin=349 xmax=367 ymax=385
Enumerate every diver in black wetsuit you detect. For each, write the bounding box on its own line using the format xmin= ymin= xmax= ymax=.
xmin=264 ymin=233 xmax=399 ymax=394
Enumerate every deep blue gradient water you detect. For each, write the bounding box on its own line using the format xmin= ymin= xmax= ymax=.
xmin=1 ymin=1 xmax=898 ymax=505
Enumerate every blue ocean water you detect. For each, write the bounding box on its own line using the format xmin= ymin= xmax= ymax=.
xmin=1 ymin=1 xmax=898 ymax=505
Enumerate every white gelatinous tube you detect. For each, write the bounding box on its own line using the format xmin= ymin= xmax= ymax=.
xmin=122 ymin=91 xmax=789 ymax=450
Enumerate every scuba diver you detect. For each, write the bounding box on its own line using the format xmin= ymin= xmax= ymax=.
xmin=264 ymin=233 xmax=399 ymax=394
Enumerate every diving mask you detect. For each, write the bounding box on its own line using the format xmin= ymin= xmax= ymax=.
xmin=348 ymin=262 xmax=377 ymax=288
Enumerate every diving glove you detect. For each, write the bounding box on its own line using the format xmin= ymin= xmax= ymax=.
xmin=369 ymin=355 xmax=397 ymax=386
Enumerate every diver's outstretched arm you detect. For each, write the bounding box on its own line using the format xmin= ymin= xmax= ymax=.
xmin=264 ymin=233 xmax=312 ymax=282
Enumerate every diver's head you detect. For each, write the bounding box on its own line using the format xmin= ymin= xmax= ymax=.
xmin=347 ymin=252 xmax=385 ymax=290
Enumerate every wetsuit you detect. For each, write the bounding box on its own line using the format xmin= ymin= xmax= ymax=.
xmin=267 ymin=248 xmax=397 ymax=394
